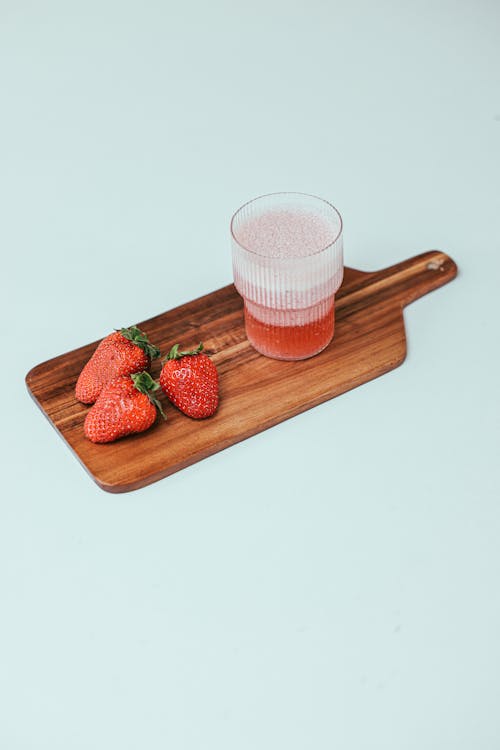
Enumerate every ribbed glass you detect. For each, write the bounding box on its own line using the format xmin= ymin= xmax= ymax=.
xmin=231 ymin=192 xmax=343 ymax=360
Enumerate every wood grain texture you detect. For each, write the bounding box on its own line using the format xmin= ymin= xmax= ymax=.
xmin=26 ymin=250 xmax=457 ymax=493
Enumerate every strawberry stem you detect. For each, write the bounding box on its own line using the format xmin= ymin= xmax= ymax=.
xmin=130 ymin=371 xmax=167 ymax=420
xmin=118 ymin=326 xmax=161 ymax=360
xmin=163 ymin=342 xmax=204 ymax=362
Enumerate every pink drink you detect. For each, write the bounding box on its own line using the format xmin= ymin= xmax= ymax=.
xmin=231 ymin=194 xmax=343 ymax=360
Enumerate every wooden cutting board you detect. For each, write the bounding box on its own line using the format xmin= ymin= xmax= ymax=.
xmin=26 ymin=250 xmax=457 ymax=493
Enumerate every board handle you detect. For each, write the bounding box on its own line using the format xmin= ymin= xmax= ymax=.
xmin=337 ymin=250 xmax=458 ymax=312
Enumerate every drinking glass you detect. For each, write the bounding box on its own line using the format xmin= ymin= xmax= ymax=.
xmin=231 ymin=192 xmax=343 ymax=360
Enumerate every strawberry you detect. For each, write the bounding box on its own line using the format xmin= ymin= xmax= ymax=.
xmin=159 ymin=343 xmax=219 ymax=419
xmin=75 ymin=326 xmax=160 ymax=404
xmin=84 ymin=371 xmax=166 ymax=444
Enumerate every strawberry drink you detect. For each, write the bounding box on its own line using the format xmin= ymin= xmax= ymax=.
xmin=231 ymin=193 xmax=343 ymax=360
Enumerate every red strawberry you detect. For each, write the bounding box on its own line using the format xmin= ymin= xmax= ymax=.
xmin=75 ymin=326 xmax=160 ymax=404
xmin=159 ymin=343 xmax=219 ymax=419
xmin=84 ymin=372 xmax=166 ymax=444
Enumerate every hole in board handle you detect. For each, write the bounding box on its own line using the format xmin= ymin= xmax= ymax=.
xmin=427 ymin=260 xmax=445 ymax=272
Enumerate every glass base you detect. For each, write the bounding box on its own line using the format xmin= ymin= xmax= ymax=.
xmin=248 ymin=339 xmax=332 ymax=361
xmin=243 ymin=298 xmax=335 ymax=361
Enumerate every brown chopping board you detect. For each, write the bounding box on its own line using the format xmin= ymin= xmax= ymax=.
xmin=26 ymin=250 xmax=457 ymax=493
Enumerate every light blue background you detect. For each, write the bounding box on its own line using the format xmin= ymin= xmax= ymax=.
xmin=1 ymin=1 xmax=499 ymax=748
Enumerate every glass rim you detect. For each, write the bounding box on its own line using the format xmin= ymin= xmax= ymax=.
xmin=230 ymin=191 xmax=343 ymax=259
